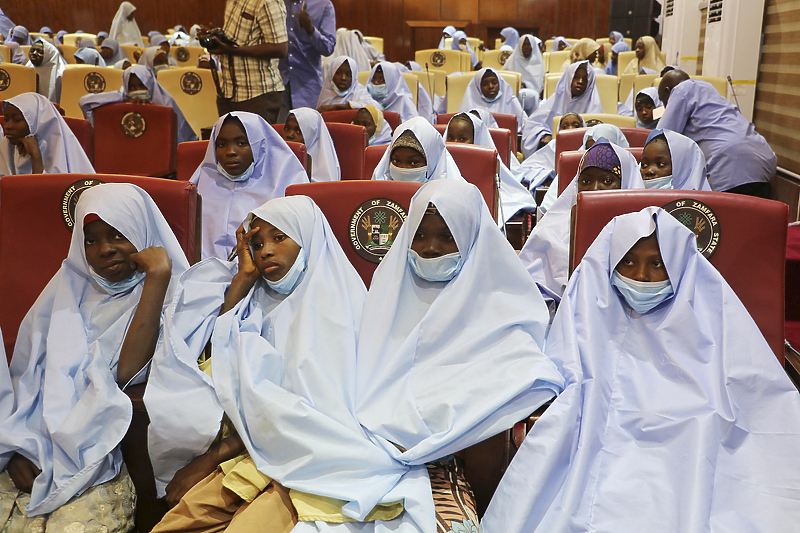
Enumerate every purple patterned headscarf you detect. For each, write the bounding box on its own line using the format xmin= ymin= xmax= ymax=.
xmin=579 ymin=142 xmax=622 ymax=177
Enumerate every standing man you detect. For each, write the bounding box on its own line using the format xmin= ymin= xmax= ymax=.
xmin=206 ymin=0 xmax=289 ymax=124
xmin=278 ymin=0 xmax=336 ymax=120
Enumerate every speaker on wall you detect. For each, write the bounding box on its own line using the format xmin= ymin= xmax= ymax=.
xmin=609 ymin=0 xmax=661 ymax=44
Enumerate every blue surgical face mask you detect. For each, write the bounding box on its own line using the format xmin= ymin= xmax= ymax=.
xmin=611 ymin=270 xmax=674 ymax=314
xmin=90 ymin=268 xmax=146 ymax=296
xmin=265 ymin=247 xmax=307 ymax=295
xmin=331 ymin=80 xmax=349 ymax=97
xmin=217 ymin=161 xmax=255 ymax=182
xmin=643 ymin=174 xmax=673 ymax=190
xmin=367 ymin=82 xmax=388 ymax=100
xmin=389 ymin=163 xmax=428 ymax=183
xmin=408 ymin=248 xmax=462 ymax=282
xmin=481 ymin=89 xmax=502 ymax=103
xmin=127 ymin=89 xmax=150 ymax=100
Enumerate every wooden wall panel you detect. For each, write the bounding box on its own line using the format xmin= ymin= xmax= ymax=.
xmin=479 ymin=0 xmax=518 ymax=21
xmin=442 ymin=0 xmax=480 ymax=21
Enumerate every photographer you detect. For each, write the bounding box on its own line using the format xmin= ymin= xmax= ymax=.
xmin=202 ymin=0 xmax=289 ymax=124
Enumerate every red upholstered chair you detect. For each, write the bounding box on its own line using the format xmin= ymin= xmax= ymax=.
xmin=622 ymin=127 xmax=652 ymax=147
xmin=554 ymin=127 xmax=652 ymax=173
xmin=0 ymin=173 xmax=199 ymax=532
xmin=431 ymin=124 xmax=512 ymax=168
xmin=445 ymin=143 xmax=499 ymax=218
xmin=557 ymin=147 xmax=644 ymax=196
xmin=325 ymin=122 xmax=367 ymax=180
xmin=285 ymin=181 xmax=422 ymax=287
xmin=572 ymin=190 xmax=788 ymax=363
xmin=0 ymin=115 xmax=94 ymax=164
xmin=93 ymin=102 xmax=177 ymax=177
xmin=176 ymin=140 xmax=308 ymax=181
xmin=364 ymin=144 xmax=388 ymax=180
xmin=321 ymin=109 xmax=401 ymax=135
xmin=438 ymin=112 xmax=518 ymax=154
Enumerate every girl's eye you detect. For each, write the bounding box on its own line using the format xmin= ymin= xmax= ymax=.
xmin=653 ymin=260 xmax=664 ymax=268
xmin=441 ymin=233 xmax=454 ymax=242
xmin=275 ymin=234 xmax=286 ymax=242
xmin=413 ymin=231 xmax=424 ymax=240
xmin=252 ymin=242 xmax=263 ymax=250
xmin=84 ymin=238 xmax=94 ymax=246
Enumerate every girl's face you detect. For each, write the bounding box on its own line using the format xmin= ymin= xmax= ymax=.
xmin=83 ymin=219 xmax=138 ymax=282
xmin=153 ymin=50 xmax=170 ymax=67
xmin=586 ymin=50 xmax=598 ymax=64
xmin=411 ymin=211 xmax=459 ymax=258
xmin=635 ymin=38 xmax=646 ymax=60
xmin=100 ymin=47 xmax=114 ymax=60
xmin=611 ymin=51 xmax=618 ymax=65
xmin=215 ymin=119 xmax=254 ymax=176
xmin=615 ymin=234 xmax=668 ymax=282
xmin=446 ymin=119 xmax=474 ymax=144
xmin=28 ymin=42 xmax=45 ymax=66
xmin=282 ymin=115 xmax=305 ymax=145
xmin=3 ymin=104 xmax=29 ymax=144
xmin=371 ymin=66 xmax=385 ymax=85
xmin=571 ymin=66 xmax=588 ymax=97
xmin=332 ymin=62 xmax=352 ymax=92
xmin=558 ymin=40 xmax=568 ymax=51
xmin=635 ymin=99 xmax=656 ymax=124
xmin=521 ymin=38 xmax=533 ymax=58
xmin=248 ymin=217 xmax=301 ymax=281
xmin=597 ymin=46 xmax=605 ymax=63
xmin=390 ymin=146 xmax=425 ymax=169
xmin=559 ymin=114 xmax=583 ymax=130
xmin=578 ymin=167 xmax=621 ymax=192
xmin=640 ymin=139 xmax=672 ymax=181
xmin=127 ymin=73 xmax=147 ymax=93
xmin=351 ymin=109 xmax=376 ymax=139
xmin=480 ymin=74 xmax=500 ymax=100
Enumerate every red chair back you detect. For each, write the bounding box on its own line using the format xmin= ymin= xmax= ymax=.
xmin=445 ymin=143 xmax=499 ymax=217
xmin=93 ymin=102 xmax=177 ymax=176
xmin=0 ymin=174 xmax=198 ymax=357
xmin=438 ymin=112 xmax=518 ymax=154
xmin=176 ymin=140 xmax=307 ymax=181
xmin=431 ymin=124 xmax=512 ymax=168
xmin=321 ymin=109 xmax=401 ymax=135
xmin=554 ymin=127 xmax=652 ymax=173
xmin=364 ymin=144 xmax=388 ymax=180
xmin=285 ymin=181 xmax=423 ymax=287
xmin=572 ymin=190 xmax=788 ymax=363
xmin=326 ymin=122 xmax=367 ymax=180
xmin=557 ymin=147 xmax=644 ymax=196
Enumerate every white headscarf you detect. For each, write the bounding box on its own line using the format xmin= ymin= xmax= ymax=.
xmin=0 ymin=183 xmax=189 ymax=516
xmin=0 ymin=93 xmax=95 ymax=176
xmin=527 ymin=61 xmax=603 ymax=130
xmin=367 ymin=61 xmax=419 ymax=122
xmin=484 ymin=207 xmax=800 ymax=533
xmin=631 ymin=87 xmax=663 ymax=128
xmin=502 ymin=34 xmax=545 ymax=96
xmin=109 ymin=1 xmax=144 ymax=47
xmin=623 ymin=35 xmax=665 ymax=75
xmin=644 ymin=128 xmax=711 ymax=191
xmin=499 ymin=27 xmax=520 ymax=51
xmin=190 ymin=112 xmax=309 ymax=260
xmin=78 ymin=64 xmax=198 ymax=144
xmin=451 ymin=31 xmax=478 ymax=68
xmin=444 ymin=112 xmax=535 ymax=221
xmin=519 ymin=141 xmax=644 ymax=302
xmin=26 ymin=39 xmax=65 ymax=102
xmin=100 ymin=37 xmax=128 ymax=65
xmin=290 ymin=107 xmax=341 ymax=182
xmin=74 ymin=46 xmax=106 ymax=67
xmin=372 ymin=116 xmax=463 ymax=182
xmin=438 ymin=25 xmax=456 ymax=50
xmin=583 ymin=123 xmax=630 ymax=149
xmin=317 ymin=56 xmax=381 ymax=109
xmin=458 ymin=67 xmax=525 ymax=131
xmin=356 ymin=180 xmax=564 ymax=528
xmin=329 ymin=30 xmax=371 ymax=72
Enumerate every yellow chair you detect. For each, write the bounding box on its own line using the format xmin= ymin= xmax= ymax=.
xmin=544 ymin=74 xmax=560 ymax=99
xmin=445 ymin=73 xmax=473 ymax=113
xmin=0 ymin=45 xmax=9 ymax=63
xmin=443 ymin=37 xmax=481 ymax=51
xmin=29 ymin=33 xmax=53 ymax=44
xmin=691 ymin=75 xmax=727 ymax=97
xmin=494 ymin=38 xmax=503 ymax=50
xmin=56 ymin=45 xmax=79 ymax=64
xmin=553 ymin=113 xmax=635 ymax=132
xmin=415 ymin=49 xmax=471 ymax=75
xmin=363 ymin=37 xmax=383 ymax=55
xmin=120 ymin=45 xmax=141 ymax=64
xmin=618 ymin=73 xmax=636 ymax=103
xmin=482 ymin=49 xmax=513 ymax=71
xmin=157 ymin=67 xmax=218 ymax=138
xmin=660 ymin=51 xmax=666 ymax=64
xmin=632 ymin=74 xmax=658 ymax=98
xmin=542 ymin=52 xmax=550 ymax=73
xmin=547 ymin=51 xmax=571 ymax=73
xmin=545 ymin=39 xmax=554 ymax=52
xmin=499 ymin=71 xmax=521 ymax=97
xmin=142 ymin=35 xmax=150 ymax=46
xmin=20 ymin=45 xmax=30 ymax=61
xmin=172 ymin=46 xmax=207 ymax=67
xmin=0 ymin=63 xmax=37 ymax=100
xmin=617 ymin=51 xmax=637 ymax=74
xmin=357 ymin=71 xmax=419 ymax=105
xmin=595 ymin=74 xmax=619 ymax=114
xmin=566 ymin=39 xmax=580 ymax=47
xmin=624 ymin=38 xmax=632 ymax=48
xmin=410 ymin=69 xmax=446 ymax=98
xmin=60 ymin=65 xmax=123 ymax=118
xmin=63 ymin=33 xmax=96 ymax=47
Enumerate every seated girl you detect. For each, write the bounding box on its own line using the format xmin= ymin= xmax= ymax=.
xmin=26 ymin=39 xmax=65 ymax=103
xmin=483 ymin=207 xmax=800 ymax=532
xmin=317 ymin=56 xmax=381 ymax=112
xmin=517 ymin=112 xmax=585 ymax=192
xmin=604 ymin=39 xmax=631 ymax=75
xmin=366 ymin=62 xmax=419 ymax=122
xmin=149 ymin=34 xmax=178 ymax=66
xmin=499 ymin=27 xmax=519 ymax=50
xmin=519 ymin=140 xmax=643 ymax=305
xmin=4 ymin=42 xmax=27 ymax=65
xmin=395 ymin=61 xmax=436 ymax=123
xmin=525 ymin=61 xmax=603 ymax=134
xmin=633 ymin=87 xmax=662 ymax=129
xmin=458 ymin=68 xmax=524 ymax=132
xmin=451 ymin=30 xmax=480 ymax=69
xmin=356 ymin=179 xmax=565 ymax=532
xmin=0 ymin=93 xmax=95 ymax=175
xmin=560 ymin=38 xmax=600 ymax=72
xmin=74 ymin=46 xmax=106 ymax=66
xmin=328 ymin=30 xmax=371 ymax=72
xmin=438 ymin=25 xmax=455 ymax=49
xmin=372 ymin=116 xmax=462 ymax=182
xmin=444 ymin=112 xmax=535 ymax=222
xmin=640 ymin=128 xmax=710 ymax=190
xmin=190 ymin=112 xmax=308 ymax=260
xmin=137 ymin=46 xmax=172 ymax=74
xmin=352 ymin=105 xmax=393 ymax=145
xmin=622 ymin=35 xmax=665 ymax=75
xmin=281 ymin=107 xmax=341 ymax=182
xmin=0 ymin=183 xmax=189 ymax=531
xmin=502 ymin=34 xmax=545 ymax=111
xmin=146 ymin=196 xmax=408 ymax=531
xmin=99 ymin=37 xmax=129 ymax=67
xmin=552 ymin=36 xmax=571 ymax=51
xmin=79 ymin=64 xmax=198 ymax=143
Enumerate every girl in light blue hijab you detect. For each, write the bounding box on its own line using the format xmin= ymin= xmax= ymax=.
xmin=451 ymin=31 xmax=479 ymax=69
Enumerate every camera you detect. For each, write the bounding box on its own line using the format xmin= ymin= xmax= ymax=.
xmin=200 ymin=29 xmax=238 ymax=52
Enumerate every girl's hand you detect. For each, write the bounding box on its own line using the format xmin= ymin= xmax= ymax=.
xmin=7 ymin=453 xmax=40 ymax=493
xmin=129 ymin=246 xmax=172 ymax=281
xmin=234 ymin=223 xmax=260 ymax=282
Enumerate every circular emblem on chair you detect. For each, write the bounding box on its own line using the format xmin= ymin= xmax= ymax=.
xmin=431 ymin=51 xmax=446 ymax=68
xmin=180 ymin=71 xmax=203 ymax=95
xmin=662 ymin=198 xmax=721 ymax=259
xmin=175 ymin=46 xmax=190 ymax=63
xmin=0 ymin=69 xmax=10 ymax=91
xmin=349 ymin=198 xmax=408 ymax=263
xmin=499 ymin=50 xmax=512 ymax=65
xmin=61 ymin=178 xmax=106 ymax=230
xmin=121 ymin=111 xmax=146 ymax=138
xmin=84 ymin=72 xmax=106 ymax=93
